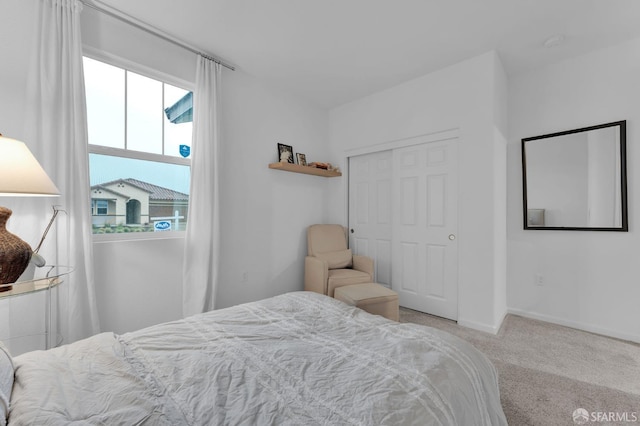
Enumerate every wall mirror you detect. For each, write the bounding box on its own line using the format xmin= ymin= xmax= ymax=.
xmin=522 ymin=120 xmax=627 ymax=231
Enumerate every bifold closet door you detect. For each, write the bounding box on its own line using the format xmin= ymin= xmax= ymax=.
xmin=392 ymin=140 xmax=458 ymax=321
xmin=348 ymin=139 xmax=458 ymax=320
xmin=348 ymin=150 xmax=393 ymax=287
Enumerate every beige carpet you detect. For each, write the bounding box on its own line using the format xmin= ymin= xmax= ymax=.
xmin=399 ymin=309 xmax=640 ymax=426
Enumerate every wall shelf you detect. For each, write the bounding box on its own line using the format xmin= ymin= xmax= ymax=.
xmin=268 ymin=162 xmax=342 ymax=177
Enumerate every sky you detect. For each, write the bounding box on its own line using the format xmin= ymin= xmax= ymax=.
xmin=84 ymin=57 xmax=192 ymax=195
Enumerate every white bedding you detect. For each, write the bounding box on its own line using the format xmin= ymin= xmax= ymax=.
xmin=9 ymin=292 xmax=506 ymax=425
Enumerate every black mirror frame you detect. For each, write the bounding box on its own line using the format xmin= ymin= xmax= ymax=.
xmin=522 ymin=120 xmax=628 ymax=232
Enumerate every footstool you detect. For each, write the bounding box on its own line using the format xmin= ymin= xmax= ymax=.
xmin=334 ymin=283 xmax=399 ymax=321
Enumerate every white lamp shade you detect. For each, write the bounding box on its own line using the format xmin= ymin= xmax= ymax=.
xmin=0 ymin=135 xmax=60 ymax=196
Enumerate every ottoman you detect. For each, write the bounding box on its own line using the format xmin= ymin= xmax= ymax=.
xmin=334 ymin=283 xmax=399 ymax=321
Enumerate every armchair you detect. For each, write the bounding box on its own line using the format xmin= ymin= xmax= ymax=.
xmin=304 ymin=224 xmax=374 ymax=297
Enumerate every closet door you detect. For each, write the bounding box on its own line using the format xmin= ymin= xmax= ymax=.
xmin=392 ymin=140 xmax=458 ymax=320
xmin=348 ymin=150 xmax=393 ymax=287
xmin=348 ymin=138 xmax=458 ymax=320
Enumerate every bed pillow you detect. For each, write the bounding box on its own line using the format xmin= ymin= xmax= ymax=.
xmin=315 ymin=249 xmax=353 ymax=269
xmin=0 ymin=342 xmax=14 ymax=426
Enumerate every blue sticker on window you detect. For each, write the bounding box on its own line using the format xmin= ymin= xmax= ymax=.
xmin=154 ymin=221 xmax=172 ymax=232
xmin=179 ymin=145 xmax=191 ymax=158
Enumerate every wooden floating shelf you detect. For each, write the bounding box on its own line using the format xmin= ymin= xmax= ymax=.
xmin=268 ymin=162 xmax=342 ymax=177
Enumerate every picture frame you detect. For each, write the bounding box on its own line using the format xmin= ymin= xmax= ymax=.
xmin=277 ymin=143 xmax=294 ymax=164
xmin=296 ymin=153 xmax=307 ymax=166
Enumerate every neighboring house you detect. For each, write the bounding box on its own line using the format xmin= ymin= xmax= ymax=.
xmin=90 ymin=178 xmax=189 ymax=231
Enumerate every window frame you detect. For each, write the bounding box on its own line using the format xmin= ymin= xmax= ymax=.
xmin=93 ymin=199 xmax=108 ymax=215
xmin=83 ymin=49 xmax=193 ymax=242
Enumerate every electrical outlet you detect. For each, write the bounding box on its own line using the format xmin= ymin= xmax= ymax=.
xmin=535 ymin=274 xmax=544 ymax=286
xmin=241 ymin=271 xmax=248 ymax=283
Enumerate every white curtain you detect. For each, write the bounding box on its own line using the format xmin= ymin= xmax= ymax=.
xmin=23 ymin=0 xmax=100 ymax=342
xmin=182 ymin=56 xmax=222 ymax=317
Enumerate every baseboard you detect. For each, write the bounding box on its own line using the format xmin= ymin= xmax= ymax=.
xmin=457 ymin=307 xmax=508 ymax=335
xmin=507 ymin=308 xmax=640 ymax=344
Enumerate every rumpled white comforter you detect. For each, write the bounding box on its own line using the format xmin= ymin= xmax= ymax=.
xmin=9 ymin=292 xmax=507 ymax=425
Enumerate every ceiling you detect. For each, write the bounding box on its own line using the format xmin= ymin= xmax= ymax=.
xmin=96 ymin=0 xmax=640 ymax=108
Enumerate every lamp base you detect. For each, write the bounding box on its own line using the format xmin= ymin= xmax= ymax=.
xmin=0 ymin=207 xmax=33 ymax=291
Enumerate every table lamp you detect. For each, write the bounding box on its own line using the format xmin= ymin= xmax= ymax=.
xmin=0 ymin=134 xmax=60 ymax=291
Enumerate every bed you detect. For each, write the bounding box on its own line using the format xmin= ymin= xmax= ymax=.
xmin=2 ymin=291 xmax=507 ymax=425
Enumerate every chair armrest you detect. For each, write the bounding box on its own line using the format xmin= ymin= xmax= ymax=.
xmin=352 ymin=255 xmax=374 ymax=281
xmin=305 ymin=256 xmax=329 ymax=294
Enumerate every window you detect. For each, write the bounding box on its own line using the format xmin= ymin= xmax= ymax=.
xmin=83 ymin=57 xmax=192 ymax=235
xmin=93 ymin=200 xmax=108 ymax=215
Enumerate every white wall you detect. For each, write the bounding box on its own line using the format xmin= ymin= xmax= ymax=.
xmin=493 ymin=128 xmax=508 ymax=327
xmin=508 ymin=36 xmax=640 ymax=343
xmin=328 ymin=52 xmax=508 ymax=333
xmin=492 ymin=53 xmax=509 ymax=328
xmin=0 ymin=0 xmax=34 ymax=142
xmin=0 ymin=0 xmax=330 ymax=338
xmin=216 ymin=66 xmax=330 ymax=310
xmin=93 ymin=237 xmax=184 ymax=333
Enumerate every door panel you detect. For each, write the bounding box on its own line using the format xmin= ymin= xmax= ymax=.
xmin=353 ymin=237 xmax=370 ymax=258
xmin=427 ymin=174 xmax=446 ymax=226
xmin=348 ymin=150 xmax=393 ymax=287
xmin=375 ymin=239 xmax=392 ymax=285
xmin=400 ymin=242 xmax=418 ymax=292
xmin=392 ymin=140 xmax=458 ymax=320
xmin=426 ymin=244 xmax=445 ymax=297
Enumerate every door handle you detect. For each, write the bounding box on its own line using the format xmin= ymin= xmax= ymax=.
xmin=448 ymin=234 xmax=456 ymax=241
xmin=350 ymin=229 xmax=355 ymax=234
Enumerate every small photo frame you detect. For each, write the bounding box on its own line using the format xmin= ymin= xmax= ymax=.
xmin=277 ymin=143 xmax=294 ymax=164
xmin=296 ymin=153 xmax=307 ymax=166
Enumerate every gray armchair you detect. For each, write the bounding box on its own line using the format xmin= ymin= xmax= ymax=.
xmin=304 ymin=224 xmax=374 ymax=297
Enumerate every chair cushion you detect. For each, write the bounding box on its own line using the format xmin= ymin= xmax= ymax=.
xmin=315 ymin=249 xmax=353 ymax=269
xmin=327 ymin=269 xmax=372 ymax=297
xmin=307 ymin=224 xmax=348 ymax=255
